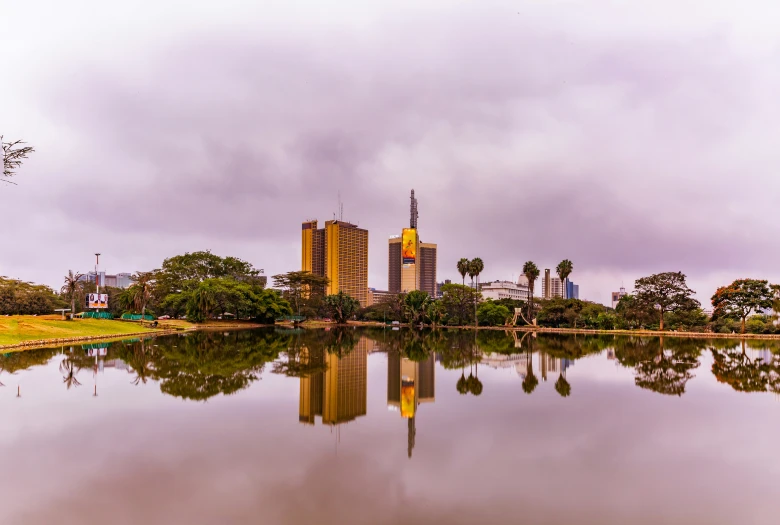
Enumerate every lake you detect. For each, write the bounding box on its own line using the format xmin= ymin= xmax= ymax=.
xmin=0 ymin=328 xmax=778 ymax=525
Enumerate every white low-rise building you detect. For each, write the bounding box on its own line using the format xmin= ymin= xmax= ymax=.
xmin=481 ymin=280 xmax=530 ymax=301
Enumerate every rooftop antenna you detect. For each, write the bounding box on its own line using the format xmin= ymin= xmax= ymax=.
xmin=410 ymin=189 xmax=418 ymax=229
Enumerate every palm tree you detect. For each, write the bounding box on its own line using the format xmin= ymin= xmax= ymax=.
xmin=469 ymin=258 xmax=484 ymax=328
xmin=61 ymin=270 xmax=84 ymax=319
xmin=125 ymin=272 xmax=155 ymax=319
xmin=556 ymin=259 xmax=574 ymax=299
xmin=457 ymin=258 xmax=470 ymax=287
xmin=522 ymin=261 xmax=540 ymax=323
xmin=403 ymin=290 xmax=430 ymax=326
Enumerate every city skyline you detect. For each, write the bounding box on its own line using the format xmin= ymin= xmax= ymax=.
xmin=4 ymin=1 xmax=780 ymax=306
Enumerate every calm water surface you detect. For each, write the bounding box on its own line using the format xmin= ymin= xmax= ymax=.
xmin=1 ymin=328 xmax=778 ymax=525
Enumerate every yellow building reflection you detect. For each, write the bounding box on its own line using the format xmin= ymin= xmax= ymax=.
xmin=299 ymin=337 xmax=372 ymax=426
xmin=387 ymin=350 xmax=435 ymax=457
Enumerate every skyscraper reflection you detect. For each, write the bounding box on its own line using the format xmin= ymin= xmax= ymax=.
xmin=387 ymin=350 xmax=435 ymax=457
xmin=299 ymin=337 xmax=371 ymax=426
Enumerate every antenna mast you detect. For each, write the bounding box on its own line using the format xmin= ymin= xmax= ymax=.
xmin=410 ymin=189 xmax=418 ymax=229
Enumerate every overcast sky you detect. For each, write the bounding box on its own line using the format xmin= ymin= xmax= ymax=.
xmin=3 ymin=0 xmax=780 ymax=305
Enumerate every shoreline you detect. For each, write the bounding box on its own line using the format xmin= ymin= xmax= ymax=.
xmin=0 ymin=329 xmax=184 ymax=353
xmin=0 ymin=320 xmax=270 ymax=353
xmin=335 ymin=321 xmax=780 ymax=340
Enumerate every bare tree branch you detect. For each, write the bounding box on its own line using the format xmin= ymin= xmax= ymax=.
xmin=2 ymin=135 xmax=35 ymax=183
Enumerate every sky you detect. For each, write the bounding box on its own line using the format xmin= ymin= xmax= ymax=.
xmin=3 ymin=0 xmax=780 ymax=305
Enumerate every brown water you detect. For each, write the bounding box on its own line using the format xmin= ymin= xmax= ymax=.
xmin=0 ymin=328 xmax=777 ymax=525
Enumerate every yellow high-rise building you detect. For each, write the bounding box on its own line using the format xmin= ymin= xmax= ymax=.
xmin=301 ymin=219 xmax=368 ymax=306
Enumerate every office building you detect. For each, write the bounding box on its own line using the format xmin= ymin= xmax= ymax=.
xmin=80 ymin=271 xmax=134 ymax=289
xmin=302 ymin=219 xmax=369 ymax=306
xmin=542 ymin=270 xmax=565 ymax=299
xmin=388 ymin=190 xmax=437 ymax=297
xmin=566 ymin=281 xmax=580 ymax=300
xmin=435 ymin=279 xmax=452 ymax=298
xmin=481 ymin=280 xmax=530 ymax=301
xmin=367 ymin=288 xmax=396 ymax=307
xmin=299 ymin=337 xmax=372 ymax=426
xmin=612 ymin=286 xmax=628 ymax=308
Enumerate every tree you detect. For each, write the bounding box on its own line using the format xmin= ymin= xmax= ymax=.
xmin=440 ymin=283 xmax=479 ymax=325
xmin=251 ymin=288 xmax=293 ymax=323
xmin=425 ymin=300 xmax=444 ymax=327
xmin=0 ymin=277 xmax=62 ymax=315
xmin=711 ymin=279 xmax=774 ymax=334
xmin=323 ymin=291 xmax=360 ymax=324
xmin=522 ymin=261 xmax=540 ymax=323
xmin=469 ymin=258 xmax=484 ymax=327
xmin=61 ymin=270 xmax=84 ymax=319
xmin=2 ymin=137 xmax=34 ymax=183
xmin=403 ymin=290 xmax=430 ymax=326
xmin=615 ymin=294 xmax=656 ymax=329
xmin=123 ymin=272 xmax=156 ymax=318
xmin=634 ymin=272 xmax=699 ymax=331
xmin=182 ymin=278 xmax=291 ymax=323
xmin=457 ymin=258 xmax=470 ymax=287
xmin=272 ymin=271 xmax=330 ymax=317
xmin=153 ymin=251 xmax=265 ymax=315
xmin=556 ymin=259 xmax=573 ymax=299
xmin=477 ymin=301 xmax=510 ymax=326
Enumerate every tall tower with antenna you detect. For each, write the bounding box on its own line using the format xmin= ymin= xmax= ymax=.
xmin=410 ymin=189 xmax=418 ymax=229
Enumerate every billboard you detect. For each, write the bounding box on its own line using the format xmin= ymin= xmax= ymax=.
xmin=86 ymin=293 xmax=109 ymax=309
xmin=401 ymin=378 xmax=415 ymax=418
xmin=402 ymin=228 xmax=417 ymax=266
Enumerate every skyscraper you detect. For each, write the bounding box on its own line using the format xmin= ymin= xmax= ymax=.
xmin=302 ymin=219 xmax=369 ymax=306
xmin=542 ymin=270 xmax=565 ymax=299
xmin=388 ymin=190 xmax=437 ymax=296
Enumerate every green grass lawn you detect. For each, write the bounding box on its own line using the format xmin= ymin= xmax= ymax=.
xmin=0 ymin=315 xmax=157 ymax=346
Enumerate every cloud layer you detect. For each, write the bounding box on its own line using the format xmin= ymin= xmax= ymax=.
xmin=3 ymin=0 xmax=780 ymax=303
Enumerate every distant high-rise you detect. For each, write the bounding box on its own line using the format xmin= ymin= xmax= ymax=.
xmin=542 ymin=270 xmax=565 ymax=299
xmin=302 ymin=219 xmax=368 ymax=306
xmin=612 ymin=286 xmax=627 ymax=308
xmin=80 ymin=271 xmax=134 ymax=289
xmin=566 ymin=281 xmax=580 ymax=300
xmin=388 ymin=190 xmax=437 ymax=296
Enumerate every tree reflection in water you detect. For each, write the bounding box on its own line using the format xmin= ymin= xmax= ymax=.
xmin=615 ymin=336 xmax=705 ymax=396
xmin=711 ymin=340 xmax=780 ymax=394
xmin=112 ymin=329 xmax=289 ymax=401
xmin=2 ymin=329 xmax=779 ymax=403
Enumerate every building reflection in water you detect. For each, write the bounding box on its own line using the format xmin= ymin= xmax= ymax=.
xmin=299 ymin=337 xmax=372 ymax=426
xmin=387 ymin=350 xmax=435 ymax=458
xmin=479 ymin=352 xmax=573 ymax=381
